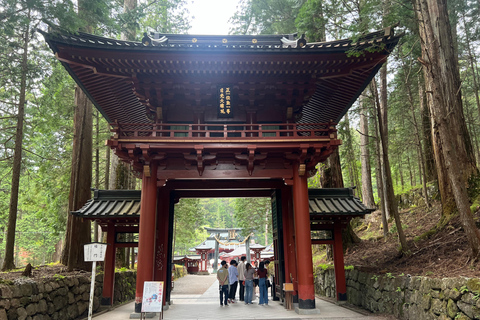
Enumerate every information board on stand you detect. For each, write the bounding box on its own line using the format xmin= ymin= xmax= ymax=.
xmin=141 ymin=281 xmax=164 ymax=319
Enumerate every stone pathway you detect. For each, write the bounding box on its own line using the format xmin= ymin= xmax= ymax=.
xmin=92 ymin=274 xmax=398 ymax=320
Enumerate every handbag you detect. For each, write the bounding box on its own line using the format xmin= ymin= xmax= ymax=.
xmin=266 ymin=279 xmax=271 ymax=288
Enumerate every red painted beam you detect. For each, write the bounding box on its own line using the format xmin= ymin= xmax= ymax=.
xmin=115 ymin=243 xmax=138 ymax=248
xmin=166 ymin=179 xmax=286 ymax=190
xmin=157 ymin=169 xmax=294 ymax=180
xmin=311 ymin=240 xmax=334 ymax=245
xmin=174 ymin=189 xmax=273 ymax=198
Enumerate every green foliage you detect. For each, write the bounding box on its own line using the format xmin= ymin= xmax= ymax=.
xmin=317 ymin=264 xmax=332 ymax=271
xmin=233 ymin=197 xmax=272 ymax=245
xmin=389 ymin=223 xmax=408 ymax=235
xmin=229 ymin=0 xmax=307 ymax=35
xmin=53 ymin=274 xmax=65 ymax=280
xmin=139 ymin=0 xmax=191 ymax=35
xmin=174 ymin=198 xmax=208 ymax=255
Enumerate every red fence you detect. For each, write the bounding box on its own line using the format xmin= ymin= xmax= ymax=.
xmin=111 ymin=122 xmax=337 ymax=140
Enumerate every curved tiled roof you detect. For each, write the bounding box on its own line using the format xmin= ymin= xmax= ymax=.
xmin=72 ymin=188 xmax=372 ymax=220
xmin=40 ymin=28 xmax=400 ymax=127
xmin=309 ymin=188 xmax=374 ymax=220
xmin=71 ymin=189 xmax=141 ymax=219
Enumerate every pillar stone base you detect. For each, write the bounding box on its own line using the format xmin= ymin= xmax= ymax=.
xmin=295 ymin=306 xmax=321 ymax=315
xmin=100 ymin=297 xmax=111 ymax=305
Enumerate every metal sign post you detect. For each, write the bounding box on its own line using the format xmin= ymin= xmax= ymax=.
xmin=84 ymin=242 xmax=108 ymax=320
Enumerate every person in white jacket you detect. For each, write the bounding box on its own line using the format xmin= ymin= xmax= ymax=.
xmin=237 ymin=256 xmax=246 ymax=301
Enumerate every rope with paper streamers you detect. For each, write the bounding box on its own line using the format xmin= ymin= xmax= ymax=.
xmin=214 ymin=233 xmax=253 ymax=246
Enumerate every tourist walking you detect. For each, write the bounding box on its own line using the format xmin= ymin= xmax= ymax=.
xmin=252 ymin=260 xmax=259 ymax=299
xmin=217 ymin=260 xmax=229 ymax=306
xmin=257 ymin=261 xmax=268 ymax=305
xmin=237 ymin=256 xmax=246 ymax=301
xmin=243 ymin=263 xmax=256 ymax=304
xmin=228 ymin=260 xmax=239 ymax=303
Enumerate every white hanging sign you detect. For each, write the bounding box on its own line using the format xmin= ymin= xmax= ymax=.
xmin=84 ymin=242 xmax=107 ymax=262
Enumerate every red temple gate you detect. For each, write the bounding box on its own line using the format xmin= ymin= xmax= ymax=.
xmin=43 ymin=27 xmax=398 ymax=314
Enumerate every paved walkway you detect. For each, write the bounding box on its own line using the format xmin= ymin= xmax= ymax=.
xmin=92 ymin=274 xmax=396 ymax=320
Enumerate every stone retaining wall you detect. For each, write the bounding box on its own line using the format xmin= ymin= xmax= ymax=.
xmin=315 ymin=267 xmax=480 ymax=320
xmin=0 ymin=270 xmax=136 ymax=320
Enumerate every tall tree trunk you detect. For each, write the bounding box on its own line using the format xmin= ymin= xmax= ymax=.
xmin=404 ymin=66 xmax=430 ymax=207
xmin=465 ymin=99 xmax=480 ymax=167
xmin=373 ymin=79 xmax=408 ymax=253
xmin=415 ymin=0 xmax=480 ymax=257
xmin=321 ymin=149 xmax=361 ymax=251
xmin=105 ymin=143 xmax=111 ymax=189
xmin=407 ymin=154 xmax=414 ymax=186
xmin=93 ymin=110 xmax=100 ymax=242
xmin=359 ymin=94 xmax=375 ymax=208
xmin=113 ymin=0 xmax=138 ymax=268
xmin=371 ymin=84 xmax=388 ymax=236
xmin=399 ymin=157 xmax=405 ymax=190
xmin=61 ymin=85 xmax=93 ymax=271
xmin=379 ymin=64 xmax=390 ymax=220
xmin=2 ymin=21 xmax=29 ymax=271
xmin=461 ymin=11 xmax=480 ymax=146
xmin=419 ymin=77 xmax=437 ymax=182
xmin=343 ymin=113 xmax=361 ymax=195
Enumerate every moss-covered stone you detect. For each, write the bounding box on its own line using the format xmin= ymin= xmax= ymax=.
xmin=467 ymin=278 xmax=480 ymax=293
xmin=446 ymin=299 xmax=458 ymax=318
xmin=431 ymin=298 xmax=446 ymax=315
xmin=421 ymin=293 xmax=432 ymax=310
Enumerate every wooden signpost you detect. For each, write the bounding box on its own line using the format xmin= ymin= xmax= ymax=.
xmin=84 ymin=242 xmax=108 ymax=320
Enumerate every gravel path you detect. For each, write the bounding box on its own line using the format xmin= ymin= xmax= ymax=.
xmin=173 ymin=274 xmax=217 ymax=295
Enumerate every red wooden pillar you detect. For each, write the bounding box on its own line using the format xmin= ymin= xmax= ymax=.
xmin=333 ymin=222 xmax=347 ymax=301
xmin=134 ymin=162 xmax=158 ymax=313
xmin=282 ymin=186 xmax=298 ymax=302
xmin=154 ymin=186 xmax=170 ymax=305
xmin=292 ymin=163 xmax=316 ymax=311
xmin=101 ymin=222 xmax=116 ymax=305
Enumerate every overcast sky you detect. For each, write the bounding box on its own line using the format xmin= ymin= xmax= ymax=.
xmin=188 ymin=0 xmax=239 ymax=35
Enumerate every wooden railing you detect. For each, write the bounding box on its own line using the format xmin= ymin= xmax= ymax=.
xmin=111 ymin=122 xmax=337 ymax=140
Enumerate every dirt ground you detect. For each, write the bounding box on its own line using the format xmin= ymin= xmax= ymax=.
xmin=338 ymin=201 xmax=480 ymax=278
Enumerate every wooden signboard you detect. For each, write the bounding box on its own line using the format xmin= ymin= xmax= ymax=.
xmin=142 ymin=281 xmax=164 ymax=318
